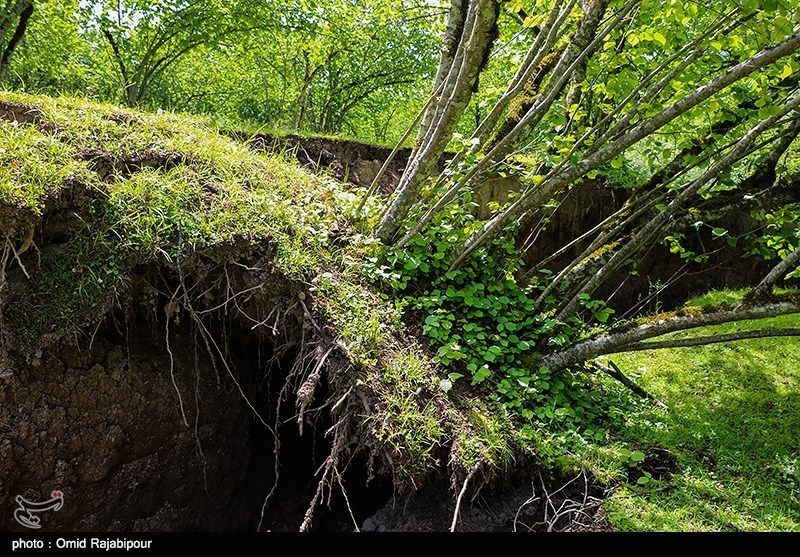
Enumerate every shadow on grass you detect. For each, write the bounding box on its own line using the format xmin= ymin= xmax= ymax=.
xmin=605 ymin=336 xmax=800 ymax=531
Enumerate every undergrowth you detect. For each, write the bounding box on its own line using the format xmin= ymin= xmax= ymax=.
xmin=364 ymin=195 xmax=634 ymax=470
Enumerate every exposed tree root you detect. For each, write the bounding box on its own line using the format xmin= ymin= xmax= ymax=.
xmin=513 ymin=469 xmax=604 ymax=532
xmin=450 ymin=467 xmax=478 ymax=532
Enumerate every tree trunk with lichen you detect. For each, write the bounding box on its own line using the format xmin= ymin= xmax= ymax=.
xmin=0 ymin=0 xmax=33 ymax=82
xmin=376 ymin=0 xmax=500 ymax=243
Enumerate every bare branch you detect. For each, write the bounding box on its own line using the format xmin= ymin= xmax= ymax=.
xmin=540 ymin=295 xmax=800 ymax=373
xmin=616 ymin=328 xmax=800 ymax=352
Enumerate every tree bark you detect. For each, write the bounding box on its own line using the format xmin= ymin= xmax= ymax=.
xmin=540 ymin=295 xmax=800 ymax=373
xmin=376 ymin=0 xmax=501 ymax=243
xmin=450 ymin=31 xmax=800 ymax=268
xmin=0 ymin=1 xmax=33 ymax=82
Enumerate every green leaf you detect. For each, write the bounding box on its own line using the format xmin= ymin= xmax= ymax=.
xmin=758 ymin=105 xmax=781 ymax=119
xmin=471 ymin=366 xmax=491 ymax=385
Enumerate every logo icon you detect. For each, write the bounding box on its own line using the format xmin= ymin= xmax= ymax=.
xmin=14 ymin=490 xmax=64 ymax=529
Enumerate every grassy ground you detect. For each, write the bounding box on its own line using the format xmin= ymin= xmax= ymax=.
xmin=598 ymin=290 xmax=800 ymax=531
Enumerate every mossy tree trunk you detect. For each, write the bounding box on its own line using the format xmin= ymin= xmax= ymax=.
xmin=376 ymin=0 xmax=501 ymax=243
xmin=0 ymin=0 xmax=33 ymax=82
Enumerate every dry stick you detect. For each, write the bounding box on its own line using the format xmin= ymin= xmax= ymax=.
xmin=513 ymin=484 xmax=541 ymax=532
xmin=532 ymin=468 xmax=602 ymax=531
xmin=592 ymin=360 xmax=667 ymax=409
xmin=355 ymin=81 xmax=445 ymax=215
xmin=450 ymin=467 xmax=478 ymax=532
xmin=450 ymin=31 xmax=800 ymax=269
xmin=538 ymin=470 xmax=570 ymax=531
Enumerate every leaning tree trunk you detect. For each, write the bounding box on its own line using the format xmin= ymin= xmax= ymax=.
xmin=0 ymin=1 xmax=34 ymax=82
xmin=376 ymin=0 xmax=500 ymax=243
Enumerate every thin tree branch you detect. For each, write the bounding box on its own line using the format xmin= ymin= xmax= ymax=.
xmin=591 ymin=360 xmax=667 ymax=409
xmin=616 ymin=328 xmax=800 ymax=352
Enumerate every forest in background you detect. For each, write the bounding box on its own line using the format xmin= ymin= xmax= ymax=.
xmin=2 ymin=0 xmax=446 ymax=143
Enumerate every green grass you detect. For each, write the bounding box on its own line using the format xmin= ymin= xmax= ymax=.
xmin=0 ymin=91 xmax=345 ymax=335
xmin=0 ymin=119 xmax=94 ymax=212
xmin=596 ymin=290 xmax=800 ymax=531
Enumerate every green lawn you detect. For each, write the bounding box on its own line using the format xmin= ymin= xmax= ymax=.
xmin=598 ymin=291 xmax=800 ymax=531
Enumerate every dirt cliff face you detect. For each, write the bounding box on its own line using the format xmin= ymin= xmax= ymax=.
xmin=230 ymin=132 xmax=417 ymax=195
xmin=240 ymin=131 xmax=780 ymax=313
xmin=0 ymin=323 xmax=255 ymax=531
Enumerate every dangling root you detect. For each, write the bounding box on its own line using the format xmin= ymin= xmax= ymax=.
xmin=296 ymin=344 xmax=335 ymax=436
xmin=450 ymin=467 xmax=478 ymax=532
xmin=299 ymin=405 xmax=355 ymax=532
xmin=258 ymin=331 xmax=315 ymax=531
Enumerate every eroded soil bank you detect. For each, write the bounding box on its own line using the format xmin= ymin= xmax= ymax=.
xmin=0 ymin=233 xmax=608 ymax=532
xmin=0 ymin=100 xmax=767 ymax=532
